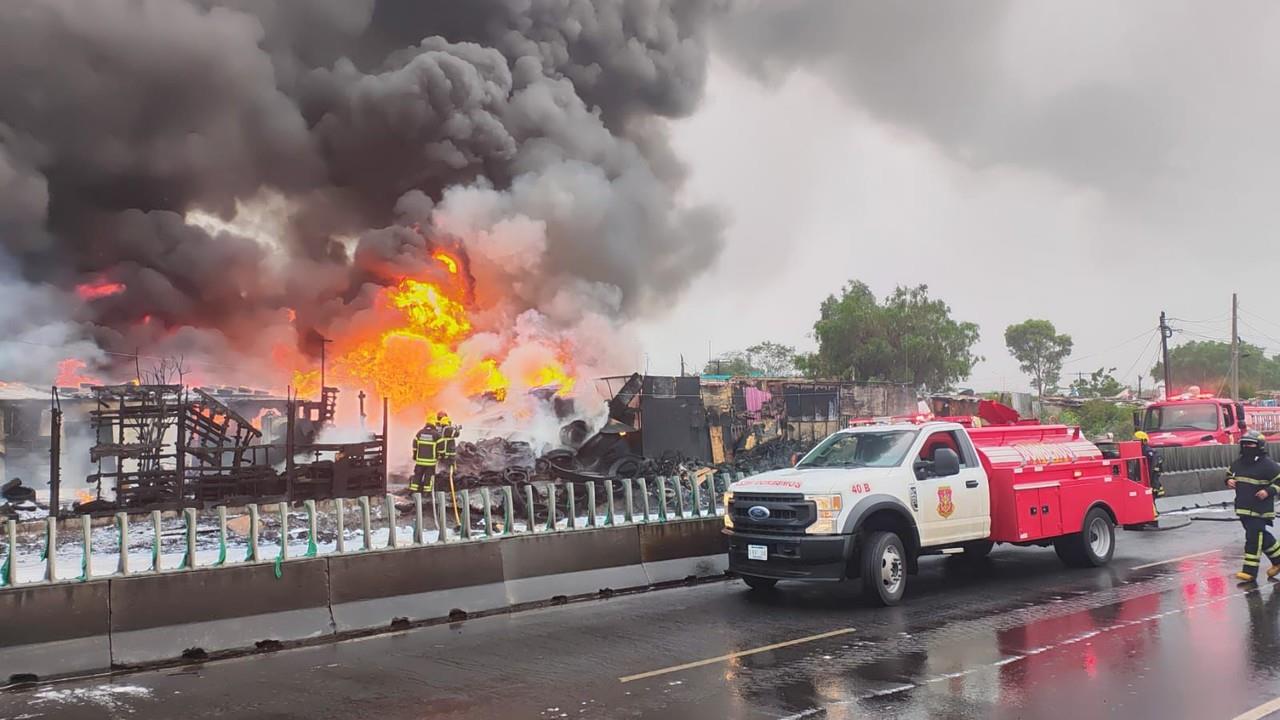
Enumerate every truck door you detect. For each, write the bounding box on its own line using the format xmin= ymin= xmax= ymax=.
xmin=914 ymin=430 xmax=991 ymax=545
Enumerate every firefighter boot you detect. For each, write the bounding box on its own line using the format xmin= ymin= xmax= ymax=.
xmin=1237 ymin=572 xmax=1258 ymax=583
xmin=1267 ymin=563 xmax=1280 ymax=580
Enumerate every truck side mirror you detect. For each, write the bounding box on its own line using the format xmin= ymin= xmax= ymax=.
xmin=933 ymin=448 xmax=961 ymax=478
xmin=1238 ymin=403 xmax=1248 ymax=432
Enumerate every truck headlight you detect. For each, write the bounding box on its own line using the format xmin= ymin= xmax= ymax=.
xmin=723 ymin=491 xmax=734 ymax=528
xmin=805 ymin=493 xmax=843 ymax=535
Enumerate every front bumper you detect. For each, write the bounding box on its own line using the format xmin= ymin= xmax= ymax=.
xmin=725 ymin=529 xmax=854 ymax=581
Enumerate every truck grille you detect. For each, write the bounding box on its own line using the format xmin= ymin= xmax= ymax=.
xmin=729 ymin=493 xmax=815 ymax=535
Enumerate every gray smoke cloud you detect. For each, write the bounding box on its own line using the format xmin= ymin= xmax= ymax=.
xmin=0 ymin=0 xmax=723 ymax=385
xmin=714 ymin=1 xmax=1205 ymax=199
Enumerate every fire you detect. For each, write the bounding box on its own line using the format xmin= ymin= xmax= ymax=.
xmin=433 ymin=251 xmax=459 ymax=275
xmin=76 ymin=489 xmax=95 ymax=505
xmin=528 ymin=362 xmax=576 ymax=396
xmin=286 ymin=308 xmax=297 ymax=323
xmin=75 ymin=279 xmax=126 ymax=301
xmin=286 ymin=245 xmax=578 ymax=414
xmin=55 ymin=359 xmax=99 ymax=387
xmin=292 ymin=369 xmax=321 ymax=397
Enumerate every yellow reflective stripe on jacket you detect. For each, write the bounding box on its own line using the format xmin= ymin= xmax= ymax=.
xmin=1233 ymin=476 xmax=1272 ymax=486
xmin=1236 ymin=508 xmax=1277 ymax=517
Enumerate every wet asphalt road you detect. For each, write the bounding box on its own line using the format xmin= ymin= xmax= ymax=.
xmin=7 ymin=517 xmax=1280 ymax=720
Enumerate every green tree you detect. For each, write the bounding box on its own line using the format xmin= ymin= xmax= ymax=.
xmin=703 ymin=352 xmax=753 ymax=376
xmin=1005 ymin=319 xmax=1074 ymax=397
xmin=1061 ymin=400 xmax=1137 ymax=441
xmin=1070 ymin=367 xmax=1125 ymax=398
xmin=806 ymin=281 xmax=981 ymax=389
xmin=744 ymin=342 xmax=799 ymax=377
xmin=1150 ymin=340 xmax=1280 ymax=397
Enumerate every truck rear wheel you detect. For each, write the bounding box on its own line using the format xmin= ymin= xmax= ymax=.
xmin=741 ymin=575 xmax=778 ymax=591
xmin=861 ymin=531 xmax=907 ymax=606
xmin=1055 ymin=507 xmax=1115 ymax=568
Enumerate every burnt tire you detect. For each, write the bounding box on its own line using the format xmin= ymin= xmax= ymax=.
xmin=741 ymin=575 xmax=778 ymax=591
xmin=861 ymin=531 xmax=907 ymax=606
xmin=1055 ymin=507 xmax=1115 ymax=568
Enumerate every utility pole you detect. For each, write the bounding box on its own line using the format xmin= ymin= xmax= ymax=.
xmin=1159 ymin=311 xmax=1174 ymax=400
xmin=1231 ymin=293 xmax=1240 ymax=401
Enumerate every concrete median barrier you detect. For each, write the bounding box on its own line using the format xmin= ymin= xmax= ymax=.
xmin=328 ymin=541 xmax=506 ymax=631
xmin=500 ymin=526 xmax=648 ymax=603
xmin=1 ymin=516 xmax=731 ymax=679
xmin=638 ymin=519 xmax=728 ymax=584
xmin=0 ymin=582 xmax=110 ymax=680
xmin=109 ymin=559 xmax=333 ymax=666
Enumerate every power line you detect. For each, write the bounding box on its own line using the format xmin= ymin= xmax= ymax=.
xmin=1062 ymin=327 xmax=1159 ymax=368
xmin=1119 ymin=330 xmax=1159 ymax=387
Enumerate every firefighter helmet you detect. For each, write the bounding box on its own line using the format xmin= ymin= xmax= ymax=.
xmin=1241 ymin=430 xmax=1268 ymax=453
xmin=1134 ymin=431 xmax=1150 ymax=442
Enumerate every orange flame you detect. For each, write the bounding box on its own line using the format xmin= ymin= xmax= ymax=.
xmin=55 ymin=359 xmax=100 ymax=387
xmin=75 ymin=280 xmax=126 ymax=301
xmin=433 ymin=251 xmax=459 ymax=275
xmin=76 ymin=489 xmax=95 ymax=505
xmin=286 ymin=246 xmax=577 ymax=413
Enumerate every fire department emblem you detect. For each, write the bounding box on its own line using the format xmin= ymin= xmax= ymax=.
xmin=937 ymin=486 xmax=955 ymax=519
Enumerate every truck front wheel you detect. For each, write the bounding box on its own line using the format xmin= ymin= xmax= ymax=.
xmin=741 ymin=575 xmax=778 ymax=591
xmin=1055 ymin=507 xmax=1115 ymax=568
xmin=861 ymin=531 xmax=907 ymax=606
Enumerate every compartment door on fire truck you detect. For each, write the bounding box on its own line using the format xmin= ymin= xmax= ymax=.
xmin=915 ymin=430 xmax=991 ymax=546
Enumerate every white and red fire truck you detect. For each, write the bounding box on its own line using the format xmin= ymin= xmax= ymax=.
xmin=1139 ymin=388 xmax=1280 ymax=447
xmin=724 ymin=421 xmax=1156 ymax=605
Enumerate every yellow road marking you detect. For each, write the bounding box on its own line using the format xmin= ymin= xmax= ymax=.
xmin=1130 ymin=549 xmax=1221 ymax=571
xmin=618 ymin=628 xmax=855 ymax=684
xmin=1233 ymin=696 xmax=1280 ymax=720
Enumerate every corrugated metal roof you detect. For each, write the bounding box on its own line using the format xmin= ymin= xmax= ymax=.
xmin=0 ymin=382 xmax=52 ymax=402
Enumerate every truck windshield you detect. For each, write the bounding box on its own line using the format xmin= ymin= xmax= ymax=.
xmin=1144 ymin=403 xmax=1219 ymax=432
xmin=797 ymin=430 xmax=918 ymax=469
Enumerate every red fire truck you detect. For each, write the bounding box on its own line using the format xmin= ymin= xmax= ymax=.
xmin=1138 ymin=389 xmax=1280 ymax=447
xmin=726 ymin=421 xmax=1157 ymax=605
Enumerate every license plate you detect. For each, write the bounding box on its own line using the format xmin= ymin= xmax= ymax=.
xmin=748 ymin=544 xmax=768 ymax=561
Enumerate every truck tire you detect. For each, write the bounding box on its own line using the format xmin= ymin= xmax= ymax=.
xmin=961 ymin=540 xmax=994 ymax=561
xmin=861 ymin=531 xmax=907 ymax=606
xmin=1055 ymin=507 xmax=1115 ymax=568
xmin=741 ymin=575 xmax=778 ymax=591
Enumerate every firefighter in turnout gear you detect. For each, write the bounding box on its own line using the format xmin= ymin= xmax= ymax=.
xmin=1134 ymin=431 xmax=1164 ymax=499
xmin=409 ymin=415 xmax=440 ymax=493
xmin=436 ymin=411 xmax=460 ymax=479
xmin=1227 ymin=431 xmax=1280 ymax=582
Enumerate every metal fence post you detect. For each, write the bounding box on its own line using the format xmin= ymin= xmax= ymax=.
xmin=657 ymin=477 xmax=669 ymax=522
xmin=567 ymin=482 xmax=577 ymax=530
xmin=639 ymin=478 xmax=650 ymax=522
xmin=434 ymin=491 xmax=449 ymax=543
xmin=413 ymin=493 xmax=424 ymax=544
xmin=45 ymin=516 xmax=58 ymax=582
xmin=503 ymin=486 xmax=515 ymax=534
xmin=482 ymin=488 xmax=495 ymax=537
xmin=624 ymin=478 xmax=635 ymax=523
xmin=460 ymin=489 xmax=472 ymax=540
xmin=546 ymin=483 xmax=557 ymax=532
xmin=692 ymin=473 xmax=704 ymax=517
xmin=525 ymin=484 xmax=536 ymax=533
xmin=248 ymin=504 xmax=261 ymax=562
xmin=4 ymin=520 xmax=16 ymax=586
xmin=385 ymin=495 xmax=399 ymax=549
xmin=278 ymin=503 xmax=290 ymax=562
xmin=334 ymin=498 xmax=346 ymax=553
xmin=304 ymin=500 xmax=318 ymax=557
xmin=183 ymin=508 xmax=197 ymax=570
xmin=604 ymin=480 xmax=615 ymax=526
xmin=116 ymin=513 xmax=130 ymax=576
xmin=81 ymin=514 xmax=93 ymax=580
xmin=587 ymin=482 xmax=597 ymax=527
xmin=215 ymin=506 xmax=228 ymax=566
xmin=359 ymin=496 xmax=372 ymax=551
xmin=675 ymin=476 xmax=687 ymax=519
xmin=150 ymin=510 xmax=162 ymax=573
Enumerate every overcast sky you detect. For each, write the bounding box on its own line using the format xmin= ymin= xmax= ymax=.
xmin=635 ymin=1 xmax=1280 ymax=393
